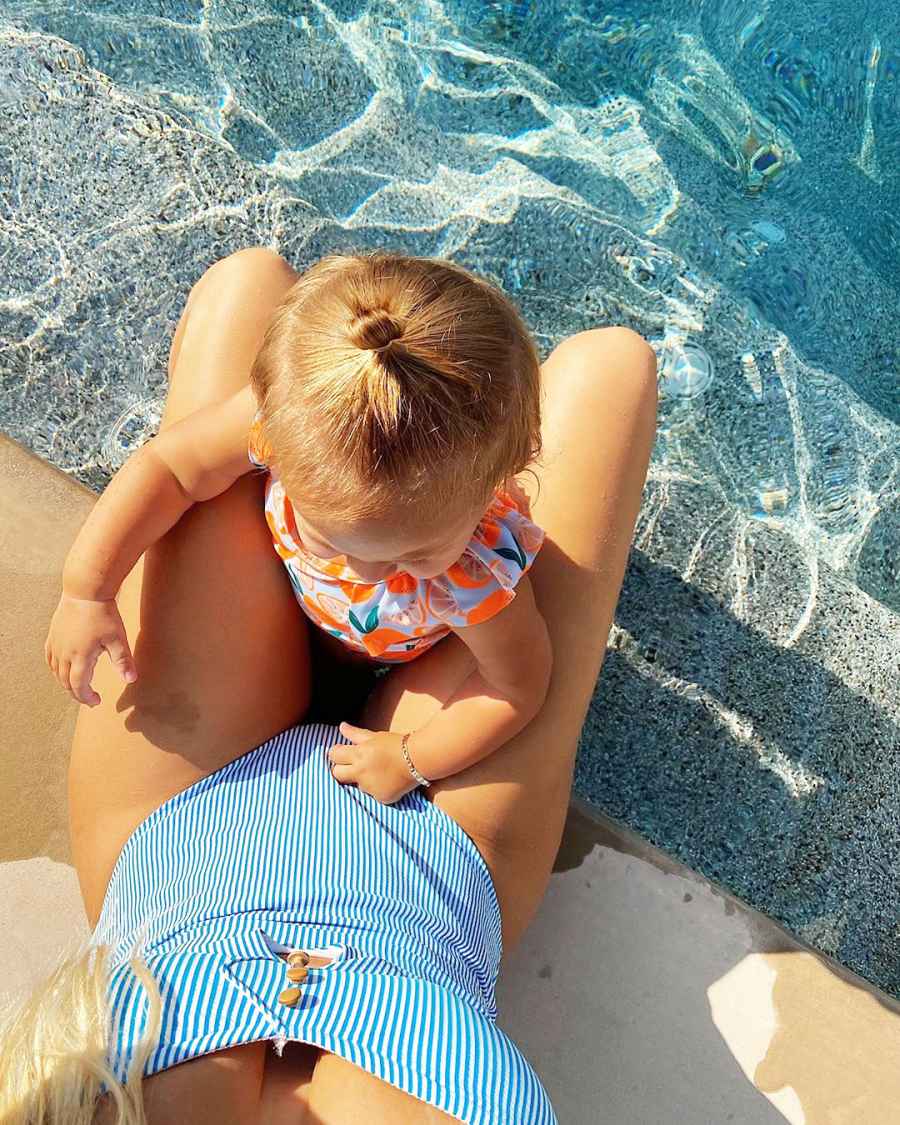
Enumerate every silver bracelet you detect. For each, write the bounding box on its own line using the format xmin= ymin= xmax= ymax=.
xmin=401 ymin=732 xmax=431 ymax=788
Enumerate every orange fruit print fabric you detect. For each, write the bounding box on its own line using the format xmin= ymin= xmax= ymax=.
xmin=250 ymin=427 xmax=544 ymax=663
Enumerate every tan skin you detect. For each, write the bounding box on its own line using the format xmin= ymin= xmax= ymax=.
xmin=69 ymin=247 xmax=658 ymax=1124
xmin=46 ymin=382 xmax=553 ymax=804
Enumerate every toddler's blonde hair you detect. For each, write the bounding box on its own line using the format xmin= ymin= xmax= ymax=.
xmin=249 ymin=251 xmax=542 ymax=523
xmin=0 ymin=945 xmax=159 ymax=1125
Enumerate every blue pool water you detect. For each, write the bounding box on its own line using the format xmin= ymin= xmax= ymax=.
xmin=3 ymin=2 xmax=899 ymax=992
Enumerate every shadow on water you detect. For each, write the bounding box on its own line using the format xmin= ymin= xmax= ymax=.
xmin=576 ymin=547 xmax=900 ymax=996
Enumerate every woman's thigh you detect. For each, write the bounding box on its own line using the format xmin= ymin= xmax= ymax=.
xmin=139 ymin=1042 xmax=460 ymax=1125
xmin=365 ymin=326 xmax=658 ymax=949
xmin=69 ymin=247 xmax=311 ymax=923
xmin=305 ymin=1052 xmax=458 ymax=1124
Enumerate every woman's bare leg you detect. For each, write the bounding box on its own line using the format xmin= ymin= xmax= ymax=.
xmin=68 ymin=250 xmax=652 ymax=1122
xmin=364 ymin=326 xmax=658 ymax=949
xmin=70 ymin=249 xmax=460 ymax=1125
xmin=68 ymin=247 xmax=309 ymax=924
xmin=305 ymin=1053 xmax=457 ymax=1123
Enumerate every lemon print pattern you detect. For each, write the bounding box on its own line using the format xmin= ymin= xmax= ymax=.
xmin=249 ymin=419 xmax=544 ymax=662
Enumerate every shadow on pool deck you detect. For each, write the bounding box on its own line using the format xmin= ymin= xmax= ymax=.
xmin=501 ymin=799 xmax=900 ymax=1124
xmin=4 ymin=431 xmax=900 ymax=1124
xmin=577 ymin=546 xmax=900 ymax=997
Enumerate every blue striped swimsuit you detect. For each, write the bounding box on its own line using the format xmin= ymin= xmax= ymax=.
xmin=95 ymin=723 xmax=556 ymax=1123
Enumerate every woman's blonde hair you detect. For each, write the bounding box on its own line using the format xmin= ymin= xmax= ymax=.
xmin=0 ymin=946 xmax=159 ymax=1125
xmin=249 ymin=251 xmax=542 ymax=523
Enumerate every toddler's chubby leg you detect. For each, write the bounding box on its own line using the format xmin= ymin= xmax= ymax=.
xmin=69 ymin=247 xmax=309 ymax=924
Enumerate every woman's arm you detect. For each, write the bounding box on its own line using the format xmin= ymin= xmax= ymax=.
xmin=47 ymin=385 xmax=258 ymax=704
xmin=330 ymin=576 xmax=552 ymax=801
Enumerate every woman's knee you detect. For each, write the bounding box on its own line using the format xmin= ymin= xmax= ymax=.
xmin=531 ymin=325 xmax=658 ymax=572
xmin=189 ymin=245 xmax=296 ymax=304
xmin=544 ymin=325 xmax=658 ymax=429
xmin=163 ymin=247 xmax=298 ymax=418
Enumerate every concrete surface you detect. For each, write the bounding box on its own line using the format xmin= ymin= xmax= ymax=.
xmin=499 ymin=802 xmax=900 ymax=1124
xmin=0 ymin=436 xmax=94 ymax=870
xmin=5 ymin=432 xmax=900 ymax=1125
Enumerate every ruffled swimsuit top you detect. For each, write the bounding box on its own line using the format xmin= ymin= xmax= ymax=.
xmin=249 ymin=421 xmax=544 ymax=662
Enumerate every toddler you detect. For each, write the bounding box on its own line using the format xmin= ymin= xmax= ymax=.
xmin=46 ymin=252 xmax=552 ymax=803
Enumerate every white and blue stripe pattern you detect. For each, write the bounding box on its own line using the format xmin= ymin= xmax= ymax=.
xmin=95 ymin=723 xmax=556 ymax=1124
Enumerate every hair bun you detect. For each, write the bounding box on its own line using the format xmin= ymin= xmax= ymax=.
xmin=349 ymin=308 xmax=405 ymax=353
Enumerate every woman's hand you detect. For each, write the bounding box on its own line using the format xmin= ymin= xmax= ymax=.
xmin=327 ymin=723 xmax=419 ymax=805
xmin=45 ymin=593 xmax=136 ymax=706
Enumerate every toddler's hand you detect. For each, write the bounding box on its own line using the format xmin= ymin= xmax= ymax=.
xmin=328 ymin=722 xmax=419 ymax=805
xmin=45 ymin=593 xmax=136 ymax=706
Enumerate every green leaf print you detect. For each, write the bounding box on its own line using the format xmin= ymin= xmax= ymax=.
xmin=349 ymin=606 xmax=379 ymax=634
xmin=495 ymin=538 xmax=527 ymax=571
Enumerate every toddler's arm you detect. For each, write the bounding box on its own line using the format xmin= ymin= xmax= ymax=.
xmin=46 ymin=386 xmax=258 ymax=705
xmin=406 ymin=576 xmax=552 ymax=779
xmin=331 ymin=577 xmax=552 ymax=800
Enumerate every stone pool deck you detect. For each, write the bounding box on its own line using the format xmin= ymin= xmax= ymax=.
xmin=3 ymin=430 xmax=900 ymax=1123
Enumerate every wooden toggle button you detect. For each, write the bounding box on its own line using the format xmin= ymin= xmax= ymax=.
xmin=278 ymin=987 xmax=302 ymax=1008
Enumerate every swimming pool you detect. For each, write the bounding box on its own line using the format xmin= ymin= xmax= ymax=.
xmin=3 ymin=1 xmax=899 ymax=994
